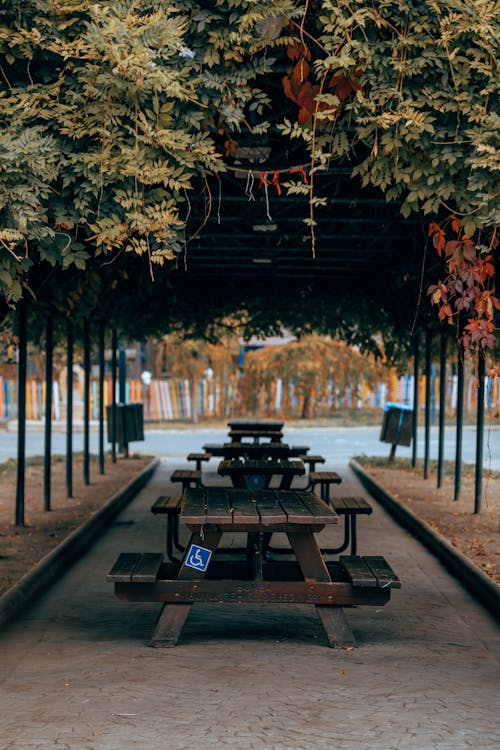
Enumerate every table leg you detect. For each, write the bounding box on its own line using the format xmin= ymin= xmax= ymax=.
xmin=246 ymin=532 xmax=263 ymax=579
xmin=150 ymin=528 xmax=222 ymax=647
xmin=286 ymin=531 xmax=357 ymax=649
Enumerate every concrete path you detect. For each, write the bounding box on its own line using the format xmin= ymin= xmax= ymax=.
xmin=0 ymin=458 xmax=499 ymax=750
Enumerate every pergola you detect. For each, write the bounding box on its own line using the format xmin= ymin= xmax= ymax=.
xmin=10 ymin=143 xmax=488 ymax=530
xmin=2 ymin=2 xmax=496 ymax=529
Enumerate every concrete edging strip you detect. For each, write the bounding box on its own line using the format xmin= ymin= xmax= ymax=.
xmin=0 ymin=457 xmax=160 ymax=631
xmin=349 ymin=458 xmax=500 ymax=623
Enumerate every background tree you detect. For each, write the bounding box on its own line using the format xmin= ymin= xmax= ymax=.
xmin=243 ymin=335 xmax=388 ymax=418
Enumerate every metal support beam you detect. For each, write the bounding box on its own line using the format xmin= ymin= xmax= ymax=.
xmin=98 ymin=320 xmax=105 ymax=475
xmin=83 ymin=318 xmax=90 ymax=485
xmin=66 ymin=319 xmax=73 ymax=498
xmin=475 ymin=352 xmax=485 ymax=514
xmin=44 ymin=314 xmax=53 ymax=511
xmin=454 ymin=346 xmax=464 ymax=501
xmin=111 ymin=329 xmax=117 ymax=463
xmin=424 ymin=329 xmax=432 ymax=479
xmin=412 ymin=333 xmax=419 ymax=468
xmin=437 ymin=329 xmax=446 ymax=488
xmin=15 ymin=300 xmax=27 ymax=526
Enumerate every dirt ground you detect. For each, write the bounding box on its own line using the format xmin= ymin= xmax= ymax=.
xmin=0 ymin=452 xmax=498 ymax=599
xmin=355 ymin=456 xmax=500 ymax=585
xmin=0 ymin=453 xmax=152 ymax=597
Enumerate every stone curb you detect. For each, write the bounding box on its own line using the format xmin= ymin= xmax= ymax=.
xmin=350 ymin=458 xmax=500 ymax=623
xmin=0 ymin=457 xmax=160 ymax=631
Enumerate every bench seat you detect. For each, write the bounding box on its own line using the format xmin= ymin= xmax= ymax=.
xmin=107 ymin=552 xmax=164 ymax=583
xmin=299 ymin=454 xmax=326 ymax=472
xmin=340 ymin=555 xmax=401 ymax=589
xmin=187 ymin=452 xmax=211 ymax=470
xmin=107 ymin=553 xmax=401 ymax=647
xmin=310 ymin=470 xmax=343 ymax=500
xmin=170 ymin=469 xmax=201 ymax=490
xmin=151 ymin=496 xmax=183 ymax=562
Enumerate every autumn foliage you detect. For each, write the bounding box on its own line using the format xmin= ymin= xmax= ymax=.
xmin=242 ymin=336 xmax=387 ymax=418
xmin=427 ymin=217 xmax=499 ymax=350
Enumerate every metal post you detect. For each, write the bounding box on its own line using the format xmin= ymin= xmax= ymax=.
xmin=44 ymin=314 xmax=53 ymax=511
xmin=474 ymin=352 xmax=485 ymax=513
xmin=118 ymin=345 xmax=126 ymax=403
xmin=118 ymin=343 xmax=127 ymax=456
xmin=454 ymin=346 xmax=464 ymax=501
xmin=412 ymin=334 xmax=419 ymax=468
xmin=98 ymin=320 xmax=105 ymax=475
xmin=111 ymin=329 xmax=117 ymax=463
xmin=66 ymin=319 xmax=73 ymax=498
xmin=15 ymin=300 xmax=27 ymax=526
xmin=83 ymin=318 xmax=90 ymax=485
xmin=424 ymin=329 xmax=432 ymax=479
xmin=437 ymin=329 xmax=446 ymax=488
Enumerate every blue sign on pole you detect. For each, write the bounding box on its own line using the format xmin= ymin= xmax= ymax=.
xmin=185 ymin=544 xmax=212 ymax=572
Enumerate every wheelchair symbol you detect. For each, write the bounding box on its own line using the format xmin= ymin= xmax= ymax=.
xmin=185 ymin=544 xmax=212 ymax=572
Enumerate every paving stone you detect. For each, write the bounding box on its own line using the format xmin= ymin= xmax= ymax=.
xmin=0 ymin=458 xmax=499 ymax=749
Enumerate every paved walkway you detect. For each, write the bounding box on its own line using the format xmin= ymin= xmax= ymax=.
xmin=0 ymin=459 xmax=499 ymax=750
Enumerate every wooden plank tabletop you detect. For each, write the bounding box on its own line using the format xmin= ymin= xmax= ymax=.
xmin=227 ymin=419 xmax=285 ymax=431
xmin=180 ymin=487 xmax=338 ymax=528
xmin=218 ymin=458 xmax=305 ymax=477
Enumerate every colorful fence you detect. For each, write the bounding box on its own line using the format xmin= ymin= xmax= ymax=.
xmin=1 ymin=371 xmax=498 ymax=422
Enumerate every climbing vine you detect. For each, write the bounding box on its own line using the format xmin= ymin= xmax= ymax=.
xmin=0 ymin=1 xmax=498 ymax=356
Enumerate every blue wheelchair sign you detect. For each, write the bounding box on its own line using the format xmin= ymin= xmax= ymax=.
xmin=185 ymin=544 xmax=212 ymax=572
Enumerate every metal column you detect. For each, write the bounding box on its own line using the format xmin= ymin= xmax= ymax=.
xmin=15 ymin=300 xmax=27 ymax=526
xmin=424 ymin=329 xmax=432 ymax=479
xmin=437 ymin=329 xmax=446 ymax=488
xmin=474 ymin=352 xmax=485 ymax=513
xmin=44 ymin=314 xmax=53 ymax=511
xmin=98 ymin=320 xmax=105 ymax=475
xmin=412 ymin=334 xmax=419 ymax=468
xmin=454 ymin=346 xmax=464 ymax=501
xmin=83 ymin=319 xmax=90 ymax=485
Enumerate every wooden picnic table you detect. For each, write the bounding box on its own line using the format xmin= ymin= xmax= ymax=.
xmin=149 ymin=487 xmax=351 ymax=647
xmin=208 ymin=441 xmax=294 ymax=459
xmin=228 ymin=427 xmax=284 ymax=443
xmin=109 ymin=487 xmax=401 ymax=648
xmin=202 ymin=442 xmax=310 ymax=457
xmin=218 ymin=458 xmax=305 ymax=490
xmin=227 ymin=419 xmax=285 ymax=432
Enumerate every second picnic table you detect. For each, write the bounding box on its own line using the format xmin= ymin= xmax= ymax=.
xmin=218 ymin=457 xmax=305 ymax=490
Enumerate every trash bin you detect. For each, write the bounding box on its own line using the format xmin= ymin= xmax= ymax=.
xmin=107 ymin=403 xmax=144 ymax=446
xmin=380 ymin=402 xmax=413 ymax=460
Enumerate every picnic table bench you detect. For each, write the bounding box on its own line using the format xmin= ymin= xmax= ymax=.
xmin=170 ymin=469 xmax=202 ymax=491
xmin=109 ymin=487 xmax=400 ymax=648
xmin=186 ymin=452 xmax=211 ymax=471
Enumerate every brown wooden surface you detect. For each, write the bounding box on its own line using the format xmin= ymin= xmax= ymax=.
xmin=363 ymin=556 xmax=402 ymax=588
xmin=218 ymin=458 xmax=305 ymax=490
xmin=228 ymin=428 xmax=284 ymax=443
xmin=216 ymin=442 xmax=293 ymax=459
xmin=310 ymin=470 xmax=343 ymax=484
xmin=151 ymin=495 xmax=181 ymax=513
xmin=150 ymin=528 xmax=222 ymax=647
xmin=115 ymin=579 xmax=391 ymax=606
xmin=340 ymin=555 xmax=378 ymax=587
xmin=110 ymin=488 xmax=400 ymax=649
xmin=180 ymin=487 xmax=337 ymax=530
xmin=331 ymin=496 xmax=372 ymax=515
xmin=227 ymin=419 xmax=285 ymax=431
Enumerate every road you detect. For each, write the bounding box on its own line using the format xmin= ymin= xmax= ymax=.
xmin=1 ymin=423 xmax=499 ymax=470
